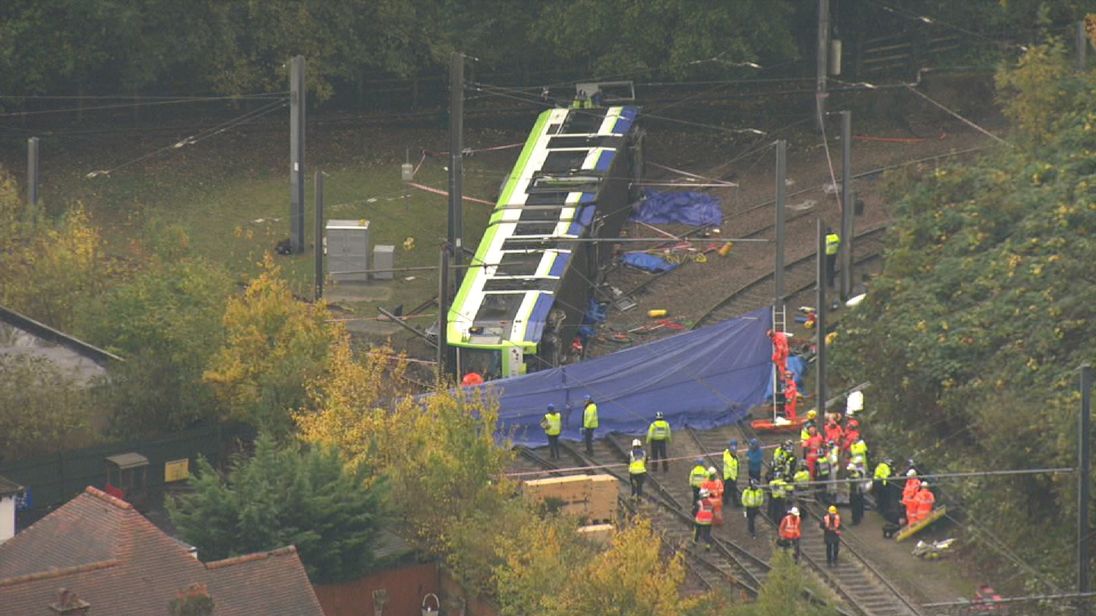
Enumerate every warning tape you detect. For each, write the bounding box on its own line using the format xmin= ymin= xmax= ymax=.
xmin=852 ymin=132 xmax=947 ymax=144
xmin=406 ymin=181 xmax=495 ymax=206
xmin=504 ymin=443 xmax=780 ymax=478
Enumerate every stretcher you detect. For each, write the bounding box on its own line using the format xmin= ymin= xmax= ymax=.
xmin=751 ymin=415 xmax=810 ymax=433
xmin=895 ymin=505 xmax=947 ymax=542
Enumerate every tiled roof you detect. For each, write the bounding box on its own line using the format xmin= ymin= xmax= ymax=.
xmin=0 ymin=486 xmax=323 ymax=616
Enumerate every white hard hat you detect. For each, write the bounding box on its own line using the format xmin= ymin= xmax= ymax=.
xmin=906 ymin=469 xmax=918 ymax=477
xmin=852 ymin=455 xmax=864 ymax=464
xmin=707 ymin=466 xmax=717 ymax=475
xmin=789 ymin=507 xmax=799 ymax=516
xmin=920 ymin=482 xmax=930 ymax=489
xmin=699 ymin=488 xmax=710 ymax=498
xmin=632 ymin=439 xmax=641 ymax=447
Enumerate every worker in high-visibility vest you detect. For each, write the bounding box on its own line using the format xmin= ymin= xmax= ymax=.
xmin=902 ymin=469 xmax=921 ymax=525
xmin=792 ymin=460 xmax=812 ymax=510
xmin=741 ymin=479 xmax=765 ymax=538
xmin=722 ymin=440 xmax=740 ymax=508
xmin=910 ymin=482 xmax=935 ymax=526
xmin=702 ymin=467 xmax=724 ymax=525
xmin=581 ymin=394 xmax=598 ymax=455
xmin=768 ymin=475 xmax=789 ymax=523
xmin=873 ymin=457 xmax=894 ymax=518
xmin=825 ymin=227 xmax=840 ymax=289
xmin=628 ymin=439 xmax=647 ymax=499
xmin=783 ymin=372 xmax=799 ymax=420
xmin=689 ymin=458 xmax=709 ymax=512
xmin=820 ymin=505 xmax=842 ymax=566
xmin=646 ymin=412 xmax=672 ymax=472
xmin=778 ymin=507 xmax=802 ymax=562
xmin=694 ymin=488 xmax=714 ymax=550
xmin=541 ymin=404 xmax=562 ymax=460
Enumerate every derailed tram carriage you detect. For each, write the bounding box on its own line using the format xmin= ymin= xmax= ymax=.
xmin=447 ymin=104 xmax=644 ymax=379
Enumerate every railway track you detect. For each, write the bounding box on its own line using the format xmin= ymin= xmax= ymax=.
xmin=692 ymin=224 xmax=888 ymax=329
xmin=723 ymin=422 xmax=927 ymax=616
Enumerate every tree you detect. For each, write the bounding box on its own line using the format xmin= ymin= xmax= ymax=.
xmin=80 ymin=241 xmax=232 ymax=436
xmin=167 ymin=433 xmax=384 ymax=584
xmin=726 ymin=551 xmax=839 ymax=616
xmin=0 ymin=354 xmax=96 ymax=462
xmin=203 ymin=254 xmax=336 ymax=434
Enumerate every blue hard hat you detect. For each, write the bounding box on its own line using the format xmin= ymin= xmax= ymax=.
xmin=584 ymin=394 xmax=592 ymax=401
xmin=547 ymin=403 xmax=555 ymax=411
xmin=695 ymin=457 xmax=704 ymax=465
xmin=729 ymin=439 xmax=738 ymax=448
xmin=749 ymin=438 xmax=759 ymax=447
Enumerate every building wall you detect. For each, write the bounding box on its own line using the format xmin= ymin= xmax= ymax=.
xmin=0 ymin=495 xmax=14 ymax=542
xmin=313 ymin=562 xmax=438 ymax=616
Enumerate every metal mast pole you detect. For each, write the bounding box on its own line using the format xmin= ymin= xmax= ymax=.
xmin=774 ymin=140 xmax=787 ymax=306
xmin=448 ymin=52 xmax=465 ymax=283
xmin=27 ymin=137 xmax=39 ymax=206
xmin=815 ymin=0 xmax=830 ymax=130
xmin=815 ymin=219 xmax=828 ymax=416
xmin=314 ymin=170 xmax=324 ymax=301
xmin=437 ymin=245 xmax=451 ymax=381
xmin=840 ymin=110 xmax=853 ymax=300
xmin=1080 ymin=364 xmax=1094 ymax=616
xmin=289 ymin=55 xmax=306 ymax=253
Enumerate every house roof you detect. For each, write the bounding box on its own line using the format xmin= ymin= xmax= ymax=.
xmin=0 ymin=305 xmax=121 ymax=386
xmin=0 ymin=474 xmax=22 ymax=498
xmin=0 ymin=486 xmax=323 ymax=616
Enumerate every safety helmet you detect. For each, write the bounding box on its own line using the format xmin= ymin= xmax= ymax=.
xmin=729 ymin=439 xmax=738 ymax=449
xmin=920 ymin=482 xmax=930 ymax=489
xmin=906 ymin=469 xmax=918 ymax=477
xmin=827 ymin=440 xmax=835 ymax=447
xmin=749 ymin=479 xmax=759 ymax=488
xmin=852 ymin=455 xmax=864 ymax=464
xmin=632 ymin=439 xmax=642 ymax=448
xmin=749 ymin=438 xmax=759 ymax=447
xmin=789 ymin=507 xmax=799 ymax=516
xmin=699 ymin=488 xmax=710 ymax=498
xmin=655 ymin=412 xmax=665 ymax=420
xmin=547 ymin=403 xmax=556 ymax=412
xmin=707 ymin=466 xmax=717 ymax=475
xmin=807 ymin=409 xmax=817 ymax=419
xmin=884 ymin=457 xmax=894 ymax=465
xmin=847 ymin=418 xmax=860 ymax=428
xmin=584 ymin=394 xmax=592 ymax=401
xmin=828 ymin=505 xmax=837 ymax=514
xmin=783 ymin=439 xmax=794 ymax=449
xmin=846 ymin=462 xmax=857 ymax=471
xmin=695 ymin=458 xmax=705 ymax=466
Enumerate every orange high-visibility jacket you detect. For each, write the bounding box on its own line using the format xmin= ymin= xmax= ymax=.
xmin=779 ymin=514 xmax=801 ymax=539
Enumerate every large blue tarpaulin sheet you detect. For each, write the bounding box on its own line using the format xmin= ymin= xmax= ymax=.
xmin=474 ymin=307 xmax=772 ymax=447
xmin=631 ymin=189 xmax=723 ymax=227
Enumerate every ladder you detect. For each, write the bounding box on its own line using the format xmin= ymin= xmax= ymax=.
xmin=771 ymin=303 xmax=788 ymax=422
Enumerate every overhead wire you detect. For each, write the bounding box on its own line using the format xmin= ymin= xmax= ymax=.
xmin=0 ymin=93 xmax=286 ymax=118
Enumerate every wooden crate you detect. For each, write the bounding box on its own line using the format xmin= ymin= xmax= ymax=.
xmin=523 ymin=475 xmax=591 ymax=505
xmin=586 ymin=475 xmax=619 ymax=522
xmin=576 ymin=523 xmax=615 ymax=545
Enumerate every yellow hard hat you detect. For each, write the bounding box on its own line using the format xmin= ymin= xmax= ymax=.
xmin=828 ymin=505 xmax=837 ymax=514
xmin=807 ymin=409 xmax=817 ymax=419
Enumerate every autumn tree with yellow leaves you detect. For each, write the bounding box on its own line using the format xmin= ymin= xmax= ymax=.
xmin=203 ymin=255 xmax=337 ymax=434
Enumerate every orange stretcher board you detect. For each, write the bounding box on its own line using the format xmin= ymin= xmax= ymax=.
xmin=895 ymin=505 xmax=947 ymax=542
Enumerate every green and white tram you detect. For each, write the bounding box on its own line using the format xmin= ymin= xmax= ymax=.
xmin=447 ymin=104 xmax=643 ymax=379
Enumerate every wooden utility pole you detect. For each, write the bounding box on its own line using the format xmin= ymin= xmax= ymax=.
xmin=26 ymin=137 xmax=39 ymax=206
xmin=448 ymin=52 xmax=465 ymax=284
xmin=840 ymin=110 xmax=853 ymax=300
xmin=774 ymin=140 xmax=787 ymax=307
xmin=290 ymin=55 xmax=306 ymax=253
xmin=815 ymin=219 xmax=827 ymax=416
xmin=1080 ymin=364 xmax=1094 ymax=616
xmin=815 ymin=0 xmax=830 ymax=129
xmin=314 ymin=170 xmax=324 ymax=301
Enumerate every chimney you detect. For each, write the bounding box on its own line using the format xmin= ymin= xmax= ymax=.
xmin=50 ymin=588 xmax=90 ymax=615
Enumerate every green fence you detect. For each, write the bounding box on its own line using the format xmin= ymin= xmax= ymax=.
xmin=0 ymin=424 xmax=253 ymax=520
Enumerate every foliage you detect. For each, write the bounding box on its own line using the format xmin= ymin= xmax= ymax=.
xmin=80 ymin=246 xmax=232 ymax=436
xmin=833 ymin=47 xmax=1096 ymax=583
xmin=994 ymin=40 xmax=1081 ymax=143
xmin=203 ymin=255 xmax=336 ymax=434
xmin=0 ymin=354 xmax=96 ymax=461
xmin=532 ymin=0 xmax=797 ymax=79
xmin=725 ymin=551 xmax=839 ymax=616
xmin=0 ymin=173 xmax=106 ymax=332
xmin=167 ymin=432 xmax=384 ymax=584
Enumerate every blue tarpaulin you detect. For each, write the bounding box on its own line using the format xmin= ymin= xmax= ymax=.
xmin=631 ymin=189 xmax=723 ymax=227
xmin=621 ymin=252 xmax=677 ymax=273
xmin=468 ymin=307 xmax=772 ymax=447
xmin=764 ymin=354 xmax=808 ymax=401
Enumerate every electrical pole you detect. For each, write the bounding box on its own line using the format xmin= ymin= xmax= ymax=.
xmin=436 ymin=244 xmax=451 ymax=381
xmin=314 ymin=170 xmax=324 ymax=302
xmin=815 ymin=219 xmax=828 ymax=416
xmin=774 ymin=140 xmax=787 ymax=307
xmin=1080 ymin=364 xmax=1094 ymax=616
xmin=289 ymin=55 xmax=306 ymax=254
xmin=1079 ymin=21 xmax=1089 ymax=72
xmin=815 ymin=0 xmax=830 ymax=130
xmin=26 ymin=137 xmax=39 ymax=206
xmin=840 ymin=110 xmax=853 ymax=300
xmin=448 ymin=52 xmax=465 ymax=284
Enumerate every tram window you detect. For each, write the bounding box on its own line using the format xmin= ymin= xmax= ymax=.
xmin=513 ymin=221 xmax=559 ymax=236
xmin=542 ymin=151 xmax=588 ymax=173
xmin=484 ymin=278 xmax=556 ymax=292
xmin=548 ymin=135 xmax=623 ymax=149
xmin=518 ymin=206 xmax=564 ymax=222
xmin=496 ymin=253 xmax=543 ymax=276
xmin=561 ymin=109 xmax=608 ymax=134
xmin=476 ymin=293 xmax=523 ymax=320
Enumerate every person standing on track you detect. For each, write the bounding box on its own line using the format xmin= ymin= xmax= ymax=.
xmin=825 ymin=226 xmax=841 ymax=290
xmin=694 ymin=488 xmax=714 ymax=551
xmin=541 ymin=404 xmax=562 ymax=460
xmin=581 ymin=394 xmax=598 ymax=455
xmin=747 ymin=438 xmax=764 ymax=482
xmin=847 ymin=458 xmax=867 ymax=526
xmin=768 ymin=474 xmax=789 ymax=523
xmin=628 ymin=439 xmax=647 ymax=499
xmin=742 ymin=479 xmax=765 ymax=538
xmin=723 ymin=439 xmax=740 ymax=508
xmin=689 ymin=458 xmax=709 ymax=512
xmin=646 ymin=412 xmax=672 ymax=472
xmin=821 ymin=505 xmax=842 ymax=566
xmin=778 ymin=506 xmax=802 ymax=563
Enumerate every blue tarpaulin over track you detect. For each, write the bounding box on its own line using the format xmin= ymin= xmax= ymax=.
xmin=631 ymin=189 xmax=723 ymax=227
xmin=470 ymin=307 xmax=772 ymax=447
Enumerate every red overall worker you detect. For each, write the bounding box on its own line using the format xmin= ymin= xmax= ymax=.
xmin=824 ymin=417 xmax=845 ymax=446
xmin=901 ymin=470 xmax=922 ymax=525
xmin=701 ymin=467 xmax=724 ymax=525
xmin=842 ymin=418 xmax=861 ymax=452
xmin=803 ymin=426 xmax=823 ymax=477
xmin=768 ymin=329 xmax=789 ymax=375
xmin=778 ymin=506 xmax=802 ymax=562
xmin=783 ymin=371 xmax=799 ymax=420
xmin=461 ymin=372 xmax=484 ymax=387
xmin=910 ymin=482 xmax=935 ymax=526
